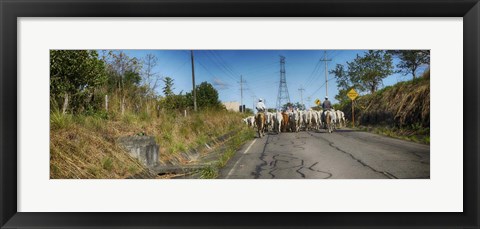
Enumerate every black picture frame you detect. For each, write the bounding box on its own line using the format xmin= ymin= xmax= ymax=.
xmin=1 ymin=0 xmax=479 ymax=228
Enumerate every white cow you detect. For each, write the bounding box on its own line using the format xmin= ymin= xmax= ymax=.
xmin=246 ymin=116 xmax=256 ymax=128
xmin=265 ymin=112 xmax=274 ymax=132
xmin=302 ymin=111 xmax=310 ymax=130
xmin=297 ymin=110 xmax=304 ymax=131
xmin=310 ymin=110 xmax=320 ymax=130
xmin=273 ymin=111 xmax=283 ymax=133
xmin=316 ymin=111 xmax=323 ymax=130
xmin=288 ymin=110 xmax=301 ymax=132
xmin=335 ymin=110 xmax=346 ymax=128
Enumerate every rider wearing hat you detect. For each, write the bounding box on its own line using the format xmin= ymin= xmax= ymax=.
xmin=322 ymin=96 xmax=332 ymax=110
xmin=321 ymin=96 xmax=332 ymax=126
xmin=256 ymin=98 xmax=266 ymax=113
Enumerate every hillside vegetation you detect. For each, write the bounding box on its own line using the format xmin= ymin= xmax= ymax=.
xmin=50 ymin=50 xmax=251 ymax=179
xmin=338 ymin=71 xmax=430 ymax=143
xmin=50 ymin=109 xmax=249 ymax=179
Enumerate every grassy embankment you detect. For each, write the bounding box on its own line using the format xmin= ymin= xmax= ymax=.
xmin=340 ymin=71 xmax=430 ymax=144
xmin=198 ymin=129 xmax=255 ymax=179
xmin=50 ymin=109 xmax=253 ymax=179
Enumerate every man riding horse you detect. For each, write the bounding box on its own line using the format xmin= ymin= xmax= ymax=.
xmin=322 ymin=96 xmax=334 ymax=132
xmin=255 ymin=98 xmax=267 ymax=137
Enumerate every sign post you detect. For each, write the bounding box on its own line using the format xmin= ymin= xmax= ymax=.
xmin=315 ymin=98 xmax=321 ymax=106
xmin=347 ymin=89 xmax=359 ymax=127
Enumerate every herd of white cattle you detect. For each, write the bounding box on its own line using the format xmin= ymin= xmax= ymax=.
xmin=243 ymin=109 xmax=346 ymax=137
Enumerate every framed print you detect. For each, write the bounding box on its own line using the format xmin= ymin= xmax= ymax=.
xmin=1 ymin=0 xmax=479 ymax=228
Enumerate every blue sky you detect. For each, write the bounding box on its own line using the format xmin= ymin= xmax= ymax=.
xmin=118 ymin=50 xmax=428 ymax=109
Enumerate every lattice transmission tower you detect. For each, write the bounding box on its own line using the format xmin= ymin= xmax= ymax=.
xmin=276 ymin=56 xmax=291 ymax=110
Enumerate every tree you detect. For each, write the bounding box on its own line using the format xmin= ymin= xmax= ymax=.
xmin=330 ymin=64 xmax=350 ymax=90
xmin=330 ymin=51 xmax=394 ymax=104
xmin=334 ymin=88 xmax=353 ymax=104
xmin=104 ymin=51 xmax=141 ymax=92
xmin=282 ymin=102 xmax=294 ymax=111
xmin=294 ymin=102 xmax=305 ymax=110
xmin=330 ymin=64 xmax=356 ymax=103
xmin=142 ymin=53 xmax=161 ymax=96
xmin=388 ymin=50 xmax=430 ymax=79
xmin=124 ymin=70 xmax=142 ymax=88
xmin=162 ymin=77 xmax=175 ymax=97
xmin=186 ymin=82 xmax=222 ymax=110
xmin=50 ymin=50 xmax=107 ymax=113
xmin=347 ymin=50 xmax=394 ymax=94
xmin=157 ymin=78 xmax=188 ymax=111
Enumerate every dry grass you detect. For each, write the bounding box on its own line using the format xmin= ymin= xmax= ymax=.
xmin=50 ymin=109 xmax=248 ymax=179
xmin=50 ymin=125 xmax=149 ymax=179
xmin=342 ymin=77 xmax=430 ymax=128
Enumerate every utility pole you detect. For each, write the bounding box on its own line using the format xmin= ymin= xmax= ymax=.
xmin=190 ymin=50 xmax=197 ymax=111
xmin=306 ymin=97 xmax=311 ymax=109
xmin=320 ymin=50 xmax=332 ymax=97
xmin=239 ymin=75 xmax=246 ymax=112
xmin=298 ymin=86 xmax=305 ymax=108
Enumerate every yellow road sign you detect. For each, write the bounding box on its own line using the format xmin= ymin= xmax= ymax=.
xmin=315 ymin=99 xmax=321 ymax=105
xmin=347 ymin=89 xmax=359 ymax=100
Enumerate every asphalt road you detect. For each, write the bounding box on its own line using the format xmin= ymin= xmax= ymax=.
xmin=219 ymin=128 xmax=430 ymax=179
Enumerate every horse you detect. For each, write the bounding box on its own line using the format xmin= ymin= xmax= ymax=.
xmin=255 ymin=112 xmax=266 ymax=138
xmin=323 ymin=110 xmax=336 ymax=133
xmin=281 ymin=112 xmax=289 ymax=132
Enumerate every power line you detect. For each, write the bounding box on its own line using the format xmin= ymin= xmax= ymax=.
xmin=304 ymin=63 xmax=325 ymax=91
xmin=209 ymin=51 xmax=240 ymax=79
xmin=201 ymin=51 xmax=239 ymax=82
xmin=303 ymin=58 xmax=322 ymax=89
xmin=242 ymin=62 xmax=278 ymax=75
xmin=195 ymin=58 xmax=218 ymax=79
xmin=307 ymin=76 xmax=336 ymax=99
xmin=211 ymin=51 xmax=238 ymax=74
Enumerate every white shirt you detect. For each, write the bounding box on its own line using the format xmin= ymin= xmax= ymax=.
xmin=256 ymin=102 xmax=266 ymax=111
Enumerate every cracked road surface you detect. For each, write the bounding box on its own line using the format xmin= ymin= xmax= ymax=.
xmin=219 ymin=129 xmax=430 ymax=179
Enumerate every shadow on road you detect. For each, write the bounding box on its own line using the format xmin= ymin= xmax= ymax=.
xmin=253 ymin=129 xmax=359 ymax=137
xmin=309 ymin=129 xmax=359 ymax=134
xmin=331 ymin=129 xmax=359 ymax=133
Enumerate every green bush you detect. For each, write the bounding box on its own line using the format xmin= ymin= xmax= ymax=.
xmin=50 ymin=111 xmax=74 ymax=130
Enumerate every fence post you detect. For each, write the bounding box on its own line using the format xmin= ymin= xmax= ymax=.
xmin=62 ymin=93 xmax=69 ymax=115
xmin=105 ymin=94 xmax=109 ymax=112
xmin=352 ymin=99 xmax=355 ymax=127
xmin=121 ymin=96 xmax=125 ymax=115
